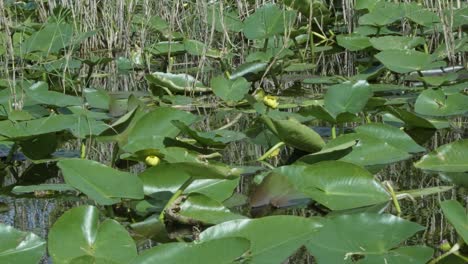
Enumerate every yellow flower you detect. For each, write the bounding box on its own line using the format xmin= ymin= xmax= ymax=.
xmin=263 ymin=95 xmax=279 ymax=109
xmin=268 ymin=148 xmax=280 ymax=158
xmin=145 ymin=155 xmax=160 ymax=166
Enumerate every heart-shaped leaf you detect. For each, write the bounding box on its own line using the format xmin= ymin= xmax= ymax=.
xmin=58 ymin=158 xmax=144 ymax=205
xmin=211 ymin=76 xmax=250 ymax=102
xmin=440 ymin=200 xmax=468 ymax=243
xmin=0 ymin=224 xmax=46 ymax=264
xmin=200 ymin=216 xmax=323 ymax=264
xmin=131 ymin=238 xmax=249 ymax=264
xmin=276 ymin=161 xmax=390 ymax=210
xmin=48 ymin=206 xmax=138 ymax=264
xmin=243 ymin=4 xmax=296 ymax=40
xmin=306 ymin=213 xmax=431 ymax=263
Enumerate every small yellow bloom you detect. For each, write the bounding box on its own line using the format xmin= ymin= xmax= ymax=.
xmin=268 ymin=148 xmax=280 ymax=158
xmin=263 ymin=95 xmax=279 ymax=109
xmin=145 ymin=155 xmax=160 ymax=166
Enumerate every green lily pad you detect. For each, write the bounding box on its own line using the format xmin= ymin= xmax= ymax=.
xmin=25 ymin=82 xmax=82 ymax=107
xmin=243 ymin=4 xmax=296 ymax=40
xmin=336 ymin=34 xmax=371 ymax=51
xmin=177 ymin=194 xmax=247 ymax=225
xmin=323 ymin=133 xmax=412 ymax=167
xmin=172 ymin=120 xmax=245 ymax=147
xmin=58 ymin=158 xmax=144 ymax=205
xmin=0 ymin=224 xmax=46 ymax=264
xmin=415 ymin=89 xmax=468 ymax=116
xmin=211 ymin=75 xmax=251 ymax=102
xmin=375 ymin=50 xmax=435 ymax=74
xmin=355 ymin=123 xmax=425 ymax=153
xmin=22 ymin=23 xmax=73 ymax=55
xmin=369 ymin=36 xmax=425 ymax=51
xmin=206 ymin=6 xmax=243 ymax=33
xmin=415 ymin=139 xmax=468 ymax=173
xmin=48 ymin=206 xmax=137 ymax=264
xmin=276 ymin=161 xmax=390 ymax=210
xmin=261 ymin=115 xmax=325 ymax=153
xmin=358 ymin=2 xmax=404 ymax=26
xmin=131 ymin=238 xmax=249 ymax=264
xmin=146 ymin=72 xmax=211 ymax=94
xmin=306 ymin=213 xmax=431 ymax=263
xmin=324 ymin=80 xmax=373 ymax=118
xmin=200 ymin=216 xmax=323 ymax=264
xmin=440 ymin=200 xmax=468 ymax=243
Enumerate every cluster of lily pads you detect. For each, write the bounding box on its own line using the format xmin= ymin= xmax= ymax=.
xmin=0 ymin=1 xmax=467 ymax=263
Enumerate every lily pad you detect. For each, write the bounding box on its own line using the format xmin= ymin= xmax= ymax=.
xmin=131 ymin=238 xmax=249 ymax=264
xmin=336 ymin=34 xmax=371 ymax=51
xmin=276 ymin=161 xmax=390 ymax=210
xmin=261 ymin=115 xmax=325 ymax=153
xmin=440 ymin=200 xmax=468 ymax=243
xmin=58 ymin=158 xmax=144 ymax=205
xmin=177 ymin=194 xmax=247 ymax=225
xmin=375 ymin=50 xmax=434 ymax=74
xmin=146 ymin=72 xmax=211 ymax=94
xmin=324 ymin=80 xmax=372 ymax=118
xmin=306 ymin=213 xmax=432 ymax=263
xmin=369 ymin=36 xmax=425 ymax=51
xmin=200 ymin=216 xmax=323 ymax=264
xmin=211 ymin=75 xmax=251 ymax=102
xmin=48 ymin=206 xmax=138 ymax=264
xmin=415 ymin=139 xmax=468 ymax=173
xmin=243 ymin=4 xmax=296 ymax=40
xmin=415 ymin=89 xmax=468 ymax=116
xmin=0 ymin=224 xmax=46 ymax=264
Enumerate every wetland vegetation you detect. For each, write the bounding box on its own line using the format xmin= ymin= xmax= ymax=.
xmin=0 ymin=0 xmax=467 ymax=263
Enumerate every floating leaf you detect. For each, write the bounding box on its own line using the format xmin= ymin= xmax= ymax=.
xmin=58 ymin=158 xmax=144 ymax=205
xmin=25 ymin=82 xmax=82 ymax=107
xmin=369 ymin=36 xmax=425 ymax=51
xmin=184 ymin=178 xmax=240 ymax=203
xmin=358 ymin=2 xmax=404 ymax=26
xmin=251 ymin=172 xmax=310 ymax=208
xmin=12 ymin=184 xmax=75 ymax=194
xmin=306 ymin=213 xmax=431 ymax=263
xmin=440 ymin=200 xmax=468 ymax=243
xmin=415 ymin=139 xmax=468 ymax=173
xmin=123 ymin=107 xmax=197 ymax=152
xmin=48 ymin=206 xmax=137 ymax=264
xmin=322 ymin=133 xmax=411 ymax=167
xmin=276 ymin=161 xmax=390 ymax=210
xmin=415 ymin=89 xmax=468 ymax=116
xmin=177 ymin=194 xmax=247 ymax=225
xmin=200 ymin=216 xmax=323 ymax=264
xmin=375 ymin=50 xmax=434 ymax=74
xmin=336 ymin=34 xmax=371 ymax=51
xmin=261 ymin=115 xmax=325 ymax=153
xmin=206 ymin=6 xmax=243 ymax=33
xmin=172 ymin=120 xmax=245 ymax=147
xmin=324 ymin=80 xmax=372 ymax=118
xmin=403 ymin=3 xmax=441 ymax=26
xmin=0 ymin=224 xmax=45 ymax=264
xmin=22 ymin=23 xmax=73 ymax=54
xmin=355 ymin=123 xmax=425 ymax=153
xmin=243 ymin=4 xmax=297 ymax=40
xmin=131 ymin=238 xmax=249 ymax=264
xmin=146 ymin=72 xmax=211 ymax=94
xmin=211 ymin=75 xmax=250 ymax=102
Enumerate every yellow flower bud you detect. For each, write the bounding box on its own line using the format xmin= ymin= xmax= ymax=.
xmin=268 ymin=148 xmax=280 ymax=158
xmin=263 ymin=95 xmax=279 ymax=109
xmin=145 ymin=155 xmax=160 ymax=166
xmin=439 ymin=240 xmax=451 ymax=252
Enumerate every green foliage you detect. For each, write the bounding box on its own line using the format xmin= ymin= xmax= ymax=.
xmin=1 ymin=1 xmax=467 ymax=263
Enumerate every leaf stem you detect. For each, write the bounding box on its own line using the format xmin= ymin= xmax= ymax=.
xmin=159 ymin=177 xmax=193 ymax=222
xmin=386 ymin=182 xmax=401 ymax=216
xmin=257 ymin=141 xmax=285 ymax=161
xmin=428 ymin=243 xmax=461 ymax=264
